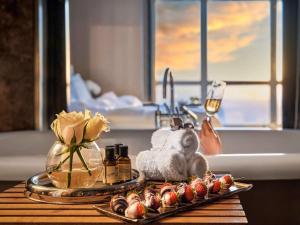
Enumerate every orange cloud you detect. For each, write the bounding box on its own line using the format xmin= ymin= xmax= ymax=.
xmin=155 ymin=2 xmax=269 ymax=76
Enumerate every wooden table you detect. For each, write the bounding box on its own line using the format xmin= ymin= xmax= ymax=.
xmin=0 ymin=181 xmax=247 ymax=225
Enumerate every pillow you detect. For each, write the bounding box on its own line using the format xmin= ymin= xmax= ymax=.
xmin=71 ymin=73 xmax=93 ymax=102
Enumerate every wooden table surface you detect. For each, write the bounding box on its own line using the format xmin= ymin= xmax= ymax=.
xmin=0 ymin=181 xmax=247 ymax=225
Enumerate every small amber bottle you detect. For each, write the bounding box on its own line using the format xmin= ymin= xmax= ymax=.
xmin=117 ymin=145 xmax=132 ymax=182
xmin=103 ymin=146 xmax=117 ymax=185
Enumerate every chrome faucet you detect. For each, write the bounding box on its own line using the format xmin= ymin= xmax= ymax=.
xmin=143 ymin=68 xmax=200 ymax=129
xmin=162 ymin=68 xmax=175 ymax=115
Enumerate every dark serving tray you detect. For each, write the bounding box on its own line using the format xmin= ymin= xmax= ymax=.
xmin=93 ymin=181 xmax=252 ymax=224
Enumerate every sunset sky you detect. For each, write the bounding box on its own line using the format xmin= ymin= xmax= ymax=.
xmin=155 ymin=0 xmax=274 ymax=81
xmin=154 ymin=0 xmax=282 ymax=125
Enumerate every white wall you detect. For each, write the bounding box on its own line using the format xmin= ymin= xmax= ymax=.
xmin=70 ymin=0 xmax=147 ymax=100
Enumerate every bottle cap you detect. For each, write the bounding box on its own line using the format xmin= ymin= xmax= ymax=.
xmin=114 ymin=144 xmax=123 ymax=156
xmin=105 ymin=146 xmax=116 ymax=160
xmin=119 ymin=145 xmax=128 ymax=157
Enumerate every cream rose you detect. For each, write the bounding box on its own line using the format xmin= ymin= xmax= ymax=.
xmin=51 ymin=110 xmax=109 ymax=145
xmin=84 ymin=112 xmax=109 ymax=141
xmin=51 ymin=111 xmax=88 ymax=145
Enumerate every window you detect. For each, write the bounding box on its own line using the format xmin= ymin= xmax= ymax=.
xmin=153 ymin=0 xmax=283 ymax=127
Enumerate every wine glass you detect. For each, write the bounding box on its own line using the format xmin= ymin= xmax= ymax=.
xmin=204 ymin=80 xmax=226 ymax=121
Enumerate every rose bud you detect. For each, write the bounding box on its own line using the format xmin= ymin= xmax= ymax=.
xmin=110 ymin=195 xmax=128 ymax=215
xmin=177 ymin=183 xmax=194 ymax=203
xmin=161 ymin=191 xmax=178 ymax=208
xmin=125 ymin=201 xmax=146 ymax=219
xmin=219 ymin=174 xmax=234 ymax=190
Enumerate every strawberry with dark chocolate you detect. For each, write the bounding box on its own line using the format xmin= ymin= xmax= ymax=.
xmin=110 ymin=195 xmax=128 ymax=215
xmin=143 ymin=187 xmax=160 ymax=210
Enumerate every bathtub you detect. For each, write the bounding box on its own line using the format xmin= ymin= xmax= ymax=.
xmin=0 ymin=129 xmax=299 ymax=180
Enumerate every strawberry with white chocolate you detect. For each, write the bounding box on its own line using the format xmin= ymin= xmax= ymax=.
xmin=177 ymin=183 xmax=194 ymax=203
xmin=208 ymin=179 xmax=221 ymax=194
xmin=160 ymin=183 xmax=177 ymax=196
xmin=191 ymin=179 xmax=207 ymax=199
xmin=161 ymin=190 xmax=178 ymax=207
xmin=219 ymin=174 xmax=234 ymax=190
xmin=126 ymin=192 xmax=141 ymax=205
xmin=125 ymin=201 xmax=146 ymax=219
xmin=203 ymin=171 xmax=217 ymax=185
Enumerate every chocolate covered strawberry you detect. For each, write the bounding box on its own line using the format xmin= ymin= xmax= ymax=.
xmin=143 ymin=188 xmax=160 ymax=210
xmin=219 ymin=174 xmax=234 ymax=190
xmin=208 ymin=179 xmax=221 ymax=194
xmin=125 ymin=201 xmax=146 ymax=219
xmin=192 ymin=180 xmax=207 ymax=199
xmin=161 ymin=191 xmax=178 ymax=207
xmin=177 ymin=183 xmax=194 ymax=203
xmin=126 ymin=192 xmax=141 ymax=205
xmin=160 ymin=183 xmax=176 ymax=197
xmin=110 ymin=195 xmax=128 ymax=215
xmin=203 ymin=171 xmax=216 ymax=185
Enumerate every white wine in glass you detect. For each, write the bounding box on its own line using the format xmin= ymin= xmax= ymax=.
xmin=204 ymin=81 xmax=226 ymax=119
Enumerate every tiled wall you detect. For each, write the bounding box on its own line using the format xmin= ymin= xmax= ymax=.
xmin=0 ymin=0 xmax=35 ymax=131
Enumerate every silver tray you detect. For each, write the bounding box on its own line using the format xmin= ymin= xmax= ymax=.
xmin=25 ymin=169 xmax=145 ymax=204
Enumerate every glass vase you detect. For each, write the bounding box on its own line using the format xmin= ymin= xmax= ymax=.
xmin=46 ymin=141 xmax=104 ymax=189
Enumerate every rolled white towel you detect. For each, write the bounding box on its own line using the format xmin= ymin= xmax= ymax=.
xmin=157 ymin=148 xmax=187 ymax=181
xmin=151 ymin=128 xmax=172 ymax=149
xmin=136 ymin=149 xmax=187 ymax=181
xmin=151 ymin=128 xmax=199 ymax=161
xmin=187 ymin=152 xmax=209 ymax=178
xmin=135 ymin=150 xmax=163 ymax=180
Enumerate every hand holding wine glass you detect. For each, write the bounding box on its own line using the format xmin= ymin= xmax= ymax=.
xmin=200 ymin=80 xmax=226 ymax=155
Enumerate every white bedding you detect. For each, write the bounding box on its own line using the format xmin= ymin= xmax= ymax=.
xmin=69 ymin=101 xmax=157 ymax=129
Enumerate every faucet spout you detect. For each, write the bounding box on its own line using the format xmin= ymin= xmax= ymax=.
xmin=162 ymin=68 xmax=175 ymax=115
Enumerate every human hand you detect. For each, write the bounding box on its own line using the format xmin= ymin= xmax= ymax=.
xmin=199 ymin=118 xmax=222 ymax=155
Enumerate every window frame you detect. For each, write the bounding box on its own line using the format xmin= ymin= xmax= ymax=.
xmin=150 ymin=0 xmax=282 ymax=128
